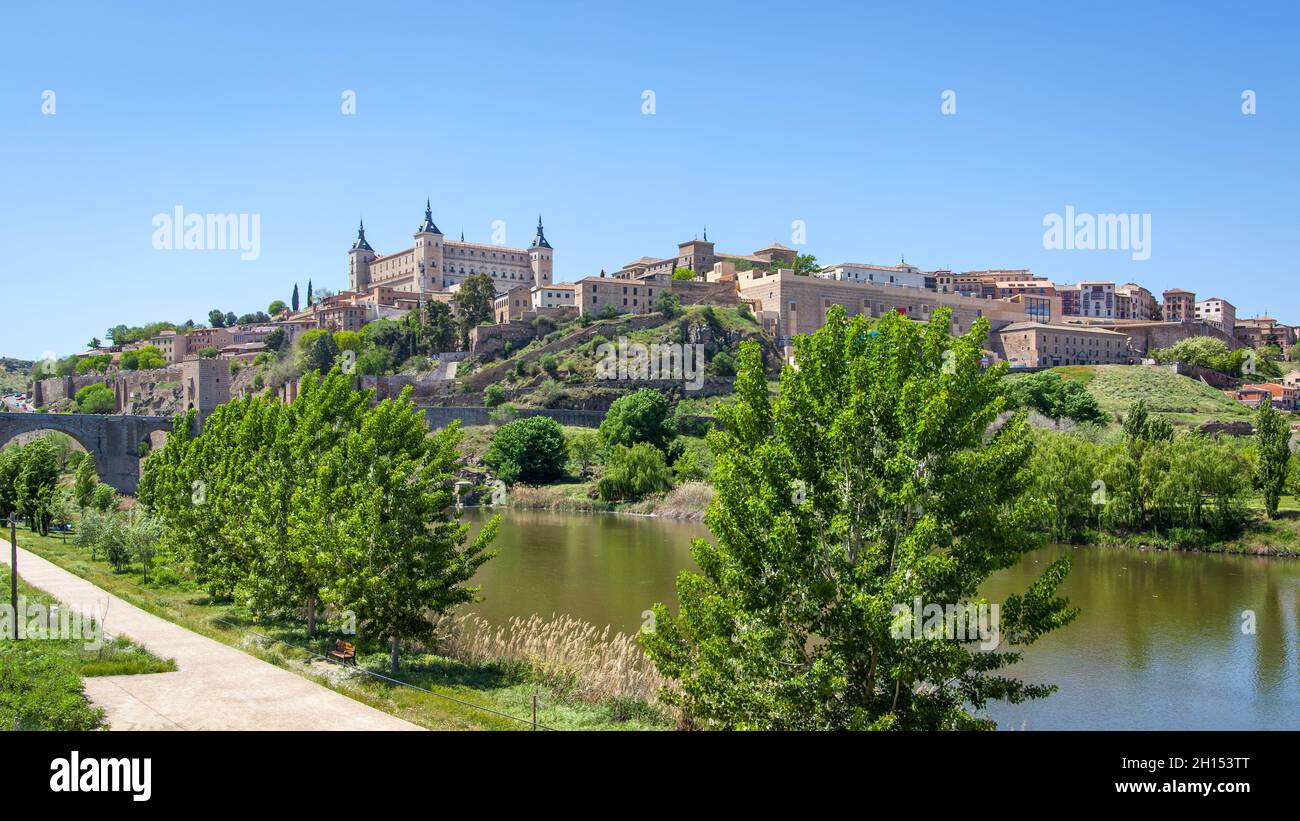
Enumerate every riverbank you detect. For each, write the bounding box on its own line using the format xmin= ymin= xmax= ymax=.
xmin=8 ymin=529 xmax=673 ymax=731
xmin=500 ymin=480 xmax=713 ymax=520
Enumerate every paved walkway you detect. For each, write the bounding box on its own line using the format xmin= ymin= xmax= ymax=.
xmin=2 ymin=538 xmax=421 ymax=731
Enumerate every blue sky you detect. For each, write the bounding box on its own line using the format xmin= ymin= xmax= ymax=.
xmin=2 ymin=0 xmax=1297 ymax=360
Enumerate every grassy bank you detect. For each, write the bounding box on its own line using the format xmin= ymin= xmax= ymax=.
xmin=501 ymin=480 xmax=713 ymax=520
xmin=14 ymin=531 xmax=672 ymax=731
xmin=1 ymin=567 xmax=175 ymax=730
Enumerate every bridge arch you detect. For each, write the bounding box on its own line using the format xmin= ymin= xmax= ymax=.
xmin=0 ymin=413 xmax=175 ymax=495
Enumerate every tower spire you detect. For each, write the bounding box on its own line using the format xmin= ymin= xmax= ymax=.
xmin=351 ymin=219 xmax=373 ymax=252
xmin=531 ymin=214 xmax=552 ymax=249
xmin=418 ymin=199 xmax=440 ymax=234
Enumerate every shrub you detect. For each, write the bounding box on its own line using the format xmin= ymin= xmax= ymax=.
xmin=483 ymin=384 xmax=506 ymax=408
xmin=670 ymin=437 xmax=714 ymax=483
xmin=90 ymin=483 xmax=118 ymax=513
xmin=485 ymin=416 xmax=569 ymax=484
xmin=655 ymin=292 xmax=682 ymax=319
xmin=599 ymin=388 xmax=675 ymax=452
xmin=74 ymin=384 xmax=114 ymax=414
xmin=567 ymin=430 xmax=603 ymax=478
xmin=708 ymin=350 xmax=738 ymax=377
xmin=597 ymin=443 xmax=674 ymax=501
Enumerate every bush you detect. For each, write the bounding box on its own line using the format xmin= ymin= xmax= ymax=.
xmin=670 ymin=437 xmax=714 ymax=483
xmin=708 ymin=350 xmax=738 ymax=377
xmin=597 ymin=443 xmax=674 ymax=501
xmin=567 ymin=430 xmax=603 ymax=478
xmin=90 ymin=483 xmax=118 ymax=513
xmin=483 ymin=384 xmax=506 ymax=408
xmin=599 ymin=388 xmax=676 ymax=452
xmin=1006 ymin=371 xmax=1105 ymax=425
xmin=74 ymin=384 xmax=114 ymax=414
xmin=485 ymin=416 xmax=569 ymax=484
xmin=655 ymin=292 xmax=682 ymax=319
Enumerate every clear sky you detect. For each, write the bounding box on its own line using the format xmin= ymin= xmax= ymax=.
xmin=2 ymin=0 xmax=1297 ymax=361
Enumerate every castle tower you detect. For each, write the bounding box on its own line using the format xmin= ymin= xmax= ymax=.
xmin=413 ymin=199 xmax=444 ymax=293
xmin=348 ymin=220 xmax=376 ymax=292
xmin=529 ymin=215 xmax=553 ymax=286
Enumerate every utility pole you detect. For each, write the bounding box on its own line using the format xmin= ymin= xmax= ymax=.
xmin=8 ymin=514 xmax=16 ymax=640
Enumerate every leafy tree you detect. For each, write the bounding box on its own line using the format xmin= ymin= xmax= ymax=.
xmin=790 ymin=253 xmax=819 ymax=275
xmin=670 ymin=436 xmax=714 ymax=483
xmin=74 ymin=456 xmax=97 ymax=510
xmin=655 ymin=291 xmax=682 ymax=319
xmin=672 ymin=267 xmax=696 ymax=281
xmin=297 ymin=329 xmax=338 ymax=375
xmin=0 ymin=446 xmax=23 ymax=521
xmin=599 ymin=388 xmax=676 ymax=453
xmin=1006 ymin=371 xmax=1106 ymax=425
xmin=1122 ymin=399 xmax=1173 ymax=450
xmin=15 ymin=438 xmax=60 ymax=535
xmin=121 ymin=345 xmax=166 ymax=371
xmin=90 ymin=483 xmax=118 ymax=513
xmin=453 ymin=273 xmax=497 ymax=348
xmin=197 ymin=346 xmax=219 ymax=359
xmin=354 ymin=347 xmax=393 ymax=376
xmin=597 ymin=443 xmax=673 ymax=501
xmin=708 ymin=350 xmax=738 ymax=378
xmin=1253 ymin=401 xmax=1291 ymax=519
xmin=208 ymin=310 xmax=226 ymax=328
xmin=126 ymin=514 xmax=164 ymax=581
xmin=424 ymin=301 xmax=456 ymax=353
xmin=268 ymin=299 xmax=286 ymax=315
xmin=75 ymin=355 xmax=112 ymax=375
xmin=483 ymin=384 xmax=506 ymax=408
xmin=224 ymin=311 xmax=237 ymax=328
xmin=323 ymin=398 xmax=499 ymax=674
xmin=87 ymin=337 xmax=101 ymax=350
xmin=73 ymin=384 xmax=114 ymax=414
xmin=567 ymin=430 xmax=603 ymax=478
xmin=485 ymin=416 xmax=569 ymax=484
xmin=332 ymin=330 xmax=362 ymax=352
xmin=641 ymin=306 xmax=1076 ymax=730
xmin=599 ymin=303 xmax=622 ymax=319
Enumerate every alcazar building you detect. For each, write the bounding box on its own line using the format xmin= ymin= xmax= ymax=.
xmin=348 ymin=201 xmax=553 ymax=296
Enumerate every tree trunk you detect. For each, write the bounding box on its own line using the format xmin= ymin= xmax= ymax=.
xmin=390 ymin=635 xmax=399 ymax=676
xmin=306 ymin=597 xmax=317 ymax=638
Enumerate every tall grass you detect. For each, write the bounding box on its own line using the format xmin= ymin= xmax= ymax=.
xmin=432 ymin=612 xmax=672 ymax=708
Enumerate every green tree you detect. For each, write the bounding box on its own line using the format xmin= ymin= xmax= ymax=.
xmin=672 ymin=267 xmax=696 ymax=281
xmin=15 ymin=438 xmax=61 ymax=535
xmin=599 ymin=388 xmax=676 ymax=453
xmin=1006 ymin=371 xmax=1106 ymax=425
xmin=73 ymin=456 xmax=97 ymax=510
xmin=323 ymin=398 xmax=499 ymax=674
xmin=567 ymin=430 xmax=603 ymax=478
xmin=197 ymin=346 xmax=219 ymax=359
xmin=298 ymin=329 xmax=339 ymax=375
xmin=485 ymin=416 xmax=569 ymax=484
xmin=90 ymin=483 xmax=118 ymax=513
xmin=208 ymin=310 xmax=226 ymax=328
xmin=74 ymin=384 xmax=114 ymax=414
xmin=291 ymin=284 xmax=300 ymax=313
xmin=0 ymin=446 xmax=23 ymax=521
xmin=268 ymin=299 xmax=286 ymax=315
xmin=424 ymin=300 xmax=456 ymax=353
xmin=596 ymin=443 xmax=674 ymax=501
xmin=655 ymin=291 xmax=682 ymax=319
xmin=452 ymin=273 xmax=497 ymax=348
xmin=483 ymin=384 xmax=506 ymax=408
xmin=1253 ymin=402 xmax=1291 ymax=519
xmin=790 ymin=253 xmax=819 ymax=275
xmin=640 ymin=306 xmax=1077 ymax=730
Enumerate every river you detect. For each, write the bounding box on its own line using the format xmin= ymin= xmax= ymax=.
xmin=464 ymin=508 xmax=1300 ymax=730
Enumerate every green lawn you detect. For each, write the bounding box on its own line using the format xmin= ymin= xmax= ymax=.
xmin=13 ymin=530 xmax=671 ymax=731
xmin=1 ymin=566 xmax=175 ymax=730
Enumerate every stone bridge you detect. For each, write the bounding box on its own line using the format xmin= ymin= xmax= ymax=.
xmin=0 ymin=413 xmax=175 ymax=495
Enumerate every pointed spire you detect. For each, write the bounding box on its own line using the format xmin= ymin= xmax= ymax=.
xmin=351 ymin=219 xmax=373 ymax=252
xmin=418 ymin=198 xmax=441 ymax=234
xmin=531 ymin=214 xmax=552 ymax=249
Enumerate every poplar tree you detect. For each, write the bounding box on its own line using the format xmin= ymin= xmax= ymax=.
xmin=1253 ymin=401 xmax=1292 ymax=519
xmin=641 ymin=305 xmax=1076 ymax=730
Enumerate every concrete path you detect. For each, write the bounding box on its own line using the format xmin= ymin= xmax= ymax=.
xmin=2 ymin=538 xmax=420 ymax=731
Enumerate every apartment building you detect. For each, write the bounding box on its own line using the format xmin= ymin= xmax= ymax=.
xmin=1116 ymin=283 xmax=1158 ymax=320
xmin=816 ymin=261 xmax=927 ymax=289
xmin=1162 ymin=288 xmax=1196 ymax=322
xmin=1059 ymin=281 xmax=1117 ymax=318
xmin=1195 ymin=297 xmax=1237 ymax=333
xmin=1235 ymin=316 xmax=1295 ymax=354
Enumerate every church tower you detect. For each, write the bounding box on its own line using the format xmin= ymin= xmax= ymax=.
xmin=529 ymin=215 xmax=553 ymax=286
xmin=348 ymin=220 xmax=375 ymax=292
xmin=413 ymin=199 xmax=444 ymax=293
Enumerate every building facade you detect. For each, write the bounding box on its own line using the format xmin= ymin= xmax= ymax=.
xmin=1162 ymin=288 xmax=1196 ymax=322
xmin=1195 ymin=297 xmax=1237 ymax=333
xmin=348 ymin=203 xmax=553 ymax=297
xmin=995 ymin=322 xmax=1131 ymax=368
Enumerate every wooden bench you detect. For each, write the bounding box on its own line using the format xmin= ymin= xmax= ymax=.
xmin=327 ymin=640 xmax=356 ymax=666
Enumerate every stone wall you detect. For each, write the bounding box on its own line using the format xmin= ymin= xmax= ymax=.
xmin=670 ymin=279 xmax=740 ymax=307
xmin=34 ymin=374 xmax=110 ymax=407
xmin=1104 ymin=320 xmax=1241 ymax=356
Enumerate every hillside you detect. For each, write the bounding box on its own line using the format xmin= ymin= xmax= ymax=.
xmin=0 ymin=357 xmax=33 ymax=394
xmin=1043 ymin=364 xmax=1254 ymax=427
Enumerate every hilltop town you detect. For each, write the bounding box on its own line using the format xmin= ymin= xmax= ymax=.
xmin=8 ymin=203 xmax=1299 ymax=425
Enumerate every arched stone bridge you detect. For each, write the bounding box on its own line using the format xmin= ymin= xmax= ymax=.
xmin=0 ymin=413 xmax=175 ymax=495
